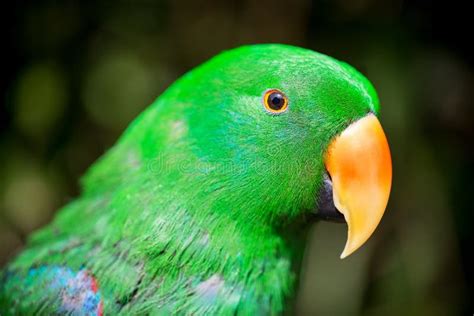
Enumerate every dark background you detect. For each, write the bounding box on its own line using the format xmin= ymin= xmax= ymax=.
xmin=1 ymin=0 xmax=472 ymax=314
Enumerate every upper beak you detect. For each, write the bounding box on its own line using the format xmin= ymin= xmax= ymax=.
xmin=324 ymin=114 xmax=392 ymax=258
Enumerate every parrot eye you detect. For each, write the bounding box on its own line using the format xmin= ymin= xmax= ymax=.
xmin=262 ymin=89 xmax=289 ymax=114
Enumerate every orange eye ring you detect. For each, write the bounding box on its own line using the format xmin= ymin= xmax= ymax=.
xmin=262 ymin=89 xmax=289 ymax=114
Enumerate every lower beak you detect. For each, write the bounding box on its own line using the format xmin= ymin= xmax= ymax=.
xmin=323 ymin=114 xmax=392 ymax=258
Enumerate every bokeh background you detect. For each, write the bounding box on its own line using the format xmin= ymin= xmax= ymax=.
xmin=1 ymin=0 xmax=472 ymax=314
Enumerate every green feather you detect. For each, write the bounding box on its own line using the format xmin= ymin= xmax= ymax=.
xmin=1 ymin=44 xmax=379 ymax=315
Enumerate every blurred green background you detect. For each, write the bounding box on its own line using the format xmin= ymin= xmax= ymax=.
xmin=1 ymin=0 xmax=472 ymax=315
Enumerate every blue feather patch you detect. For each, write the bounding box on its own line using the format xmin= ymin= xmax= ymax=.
xmin=28 ymin=266 xmax=103 ymax=315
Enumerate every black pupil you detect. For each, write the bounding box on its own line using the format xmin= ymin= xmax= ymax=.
xmin=268 ymin=92 xmax=284 ymax=110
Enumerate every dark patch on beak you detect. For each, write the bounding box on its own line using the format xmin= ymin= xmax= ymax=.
xmin=314 ymin=172 xmax=345 ymax=223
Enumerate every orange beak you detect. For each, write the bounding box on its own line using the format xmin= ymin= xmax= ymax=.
xmin=325 ymin=114 xmax=392 ymax=258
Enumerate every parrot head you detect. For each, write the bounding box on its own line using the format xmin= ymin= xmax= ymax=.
xmin=97 ymin=44 xmax=392 ymax=258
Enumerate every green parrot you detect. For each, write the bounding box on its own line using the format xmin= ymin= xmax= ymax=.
xmin=0 ymin=44 xmax=392 ymax=315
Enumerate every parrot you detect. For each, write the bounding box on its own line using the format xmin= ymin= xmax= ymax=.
xmin=0 ymin=44 xmax=392 ymax=315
